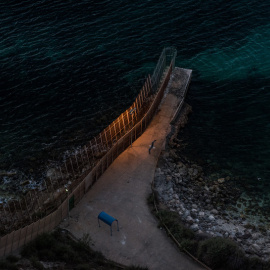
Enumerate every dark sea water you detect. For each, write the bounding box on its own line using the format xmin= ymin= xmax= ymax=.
xmin=0 ymin=1 xmax=269 ymax=202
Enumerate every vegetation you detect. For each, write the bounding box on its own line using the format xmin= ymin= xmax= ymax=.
xmin=0 ymin=229 xmax=148 ymax=270
xmin=197 ymin=237 xmax=246 ymax=269
xmin=148 ymin=193 xmax=270 ymax=270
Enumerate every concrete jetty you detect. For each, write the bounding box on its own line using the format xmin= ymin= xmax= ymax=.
xmin=60 ymin=67 xmax=202 ymax=270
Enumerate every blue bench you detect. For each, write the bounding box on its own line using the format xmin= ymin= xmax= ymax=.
xmin=98 ymin=211 xmax=119 ymax=236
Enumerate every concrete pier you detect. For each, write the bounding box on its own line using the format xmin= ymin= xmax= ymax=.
xmin=60 ymin=67 xmax=202 ymax=270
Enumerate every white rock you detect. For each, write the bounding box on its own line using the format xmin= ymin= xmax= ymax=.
xmin=256 ymin=238 xmax=266 ymax=245
xmin=218 ymin=178 xmax=225 ymax=184
xmin=211 ymin=209 xmax=219 ymax=215
xmin=186 ymin=216 xmax=194 ymax=224
xmin=263 ymin=248 xmax=270 ymax=255
xmin=190 ymin=224 xmax=199 ymax=232
xmin=198 ymin=211 xmax=205 ymax=217
xmin=46 ymin=168 xmax=62 ymax=180
xmin=175 ymin=199 xmax=180 ymax=205
xmin=252 ymin=244 xmax=261 ymax=255
xmin=180 ymin=205 xmax=185 ymax=211
xmin=252 ymin=232 xmax=262 ymax=240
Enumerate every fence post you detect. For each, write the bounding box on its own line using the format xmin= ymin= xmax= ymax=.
xmin=4 ymin=231 xmax=8 ymax=257
xmin=89 ymin=141 xmax=95 ymax=159
xmin=10 ymin=228 xmax=15 ymax=253
xmin=108 ymin=126 xmax=113 ymax=146
xmin=115 ymin=119 xmax=119 ymax=139
xmin=135 ymin=98 xmax=139 ymax=114
xmin=84 ymin=146 xmax=90 ymax=164
xmin=3 ymin=206 xmax=8 ymax=227
xmin=121 ymin=114 xmax=125 ymax=134
xmin=113 ymin=123 xmax=117 ymax=144
xmin=23 ymin=226 xmax=28 ymax=246
xmin=147 ymin=75 xmax=152 ymax=95
xmin=17 ymin=226 xmax=22 ymax=251
xmin=70 ymin=158 xmax=75 ymax=178
xmin=143 ymin=85 xmax=147 ymax=100
xmin=79 ymin=149 xmax=85 ymax=168
xmin=29 ymin=223 xmax=34 ymax=242
xmin=138 ymin=92 xmax=142 ymax=108
xmin=139 ymin=90 xmax=144 ymax=106
xmin=99 ymin=133 xmax=105 ymax=152
xmin=104 ymin=129 xmax=109 ymax=149
xmin=64 ymin=161 xmax=69 ymax=179
xmin=49 ymin=177 xmax=55 ymax=195
xmin=75 ymin=152 xmax=80 ymax=171
xmin=54 ymin=170 xmax=61 ymax=189
xmin=125 ymin=110 xmax=129 ymax=128
xmin=7 ymin=202 xmax=14 ymax=227
xmin=34 ymin=190 xmax=42 ymax=213
xmin=44 ymin=179 xmax=53 ymax=213
xmin=145 ymin=79 xmax=150 ymax=97
xmin=13 ymin=201 xmax=20 ymax=224
xmin=94 ymin=137 xmax=100 ymax=154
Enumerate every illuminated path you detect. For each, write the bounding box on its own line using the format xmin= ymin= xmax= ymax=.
xmin=60 ymin=68 xmax=203 ymax=270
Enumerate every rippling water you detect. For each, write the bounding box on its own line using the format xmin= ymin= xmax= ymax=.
xmin=0 ymin=1 xmax=269 ymax=195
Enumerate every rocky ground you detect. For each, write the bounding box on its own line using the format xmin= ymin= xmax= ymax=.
xmin=154 ymin=103 xmax=270 ymax=262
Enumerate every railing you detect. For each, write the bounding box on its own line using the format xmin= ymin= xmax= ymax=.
xmin=0 ymin=47 xmax=177 ymax=257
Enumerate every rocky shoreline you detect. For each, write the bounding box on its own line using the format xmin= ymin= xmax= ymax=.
xmin=0 ymin=143 xmax=88 ymax=203
xmin=154 ymin=103 xmax=270 ymax=262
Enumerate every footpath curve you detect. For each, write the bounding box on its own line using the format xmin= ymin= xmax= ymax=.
xmin=60 ymin=68 xmax=203 ymax=270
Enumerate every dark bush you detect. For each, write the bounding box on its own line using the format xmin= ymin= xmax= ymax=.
xmin=147 ymin=193 xmax=155 ymax=205
xmin=157 ymin=210 xmax=194 ymax=240
xmin=0 ymin=260 xmax=18 ymax=270
xmin=19 ymin=230 xmax=154 ymax=269
xmin=30 ymin=256 xmax=44 ymax=270
xmin=180 ymin=239 xmax=198 ymax=254
xmin=21 ymin=232 xmax=58 ymax=259
xmin=197 ymin=237 xmax=246 ymax=269
xmin=76 ymin=264 xmax=91 ymax=270
xmin=35 ymin=233 xmax=56 ymax=250
xmin=6 ymin=255 xmax=19 ymax=263
xmin=21 ymin=241 xmax=38 ymax=258
xmin=39 ymin=249 xmax=56 ymax=260
xmin=246 ymin=256 xmax=270 ymax=270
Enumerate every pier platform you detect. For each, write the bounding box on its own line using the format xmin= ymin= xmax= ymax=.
xmin=60 ymin=67 xmax=202 ymax=270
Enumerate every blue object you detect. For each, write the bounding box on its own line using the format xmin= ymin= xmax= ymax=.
xmin=98 ymin=211 xmax=119 ymax=236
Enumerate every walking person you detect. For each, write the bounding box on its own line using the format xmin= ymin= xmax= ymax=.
xmin=149 ymin=140 xmax=156 ymax=154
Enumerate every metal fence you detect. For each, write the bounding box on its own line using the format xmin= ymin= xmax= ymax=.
xmin=0 ymin=47 xmax=177 ymax=257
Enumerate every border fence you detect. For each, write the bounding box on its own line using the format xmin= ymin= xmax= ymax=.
xmin=0 ymin=47 xmax=177 ymax=257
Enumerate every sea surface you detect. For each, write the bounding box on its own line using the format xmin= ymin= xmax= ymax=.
xmin=0 ymin=1 xmax=269 ymax=202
